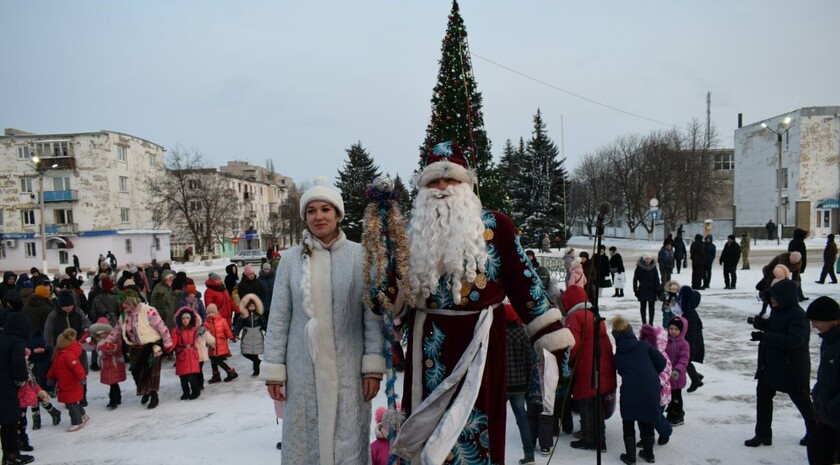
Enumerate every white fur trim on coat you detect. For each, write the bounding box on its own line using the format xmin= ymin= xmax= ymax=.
xmin=362 ymin=354 xmax=387 ymax=375
xmin=413 ymin=160 xmax=477 ymax=189
xmin=534 ymin=327 xmax=576 ymax=354
xmin=239 ymin=293 xmax=264 ymax=317
xmin=525 ymin=308 xmax=564 ymax=338
xmin=260 ymin=362 xmax=286 ymax=383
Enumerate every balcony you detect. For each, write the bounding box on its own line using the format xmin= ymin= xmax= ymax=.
xmin=44 ymin=223 xmax=78 ymax=234
xmin=36 ymin=156 xmax=77 ymax=171
xmin=39 ymin=190 xmax=79 ymax=203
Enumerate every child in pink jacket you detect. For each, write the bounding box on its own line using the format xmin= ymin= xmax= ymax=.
xmin=665 ymin=316 xmax=690 ymax=427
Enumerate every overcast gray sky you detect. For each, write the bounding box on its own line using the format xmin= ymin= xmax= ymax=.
xmin=2 ymin=1 xmax=838 ymax=186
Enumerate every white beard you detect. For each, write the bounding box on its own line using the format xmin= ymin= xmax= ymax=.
xmin=408 ymin=183 xmax=488 ymax=304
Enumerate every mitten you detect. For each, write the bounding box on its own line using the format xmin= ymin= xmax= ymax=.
xmin=750 ymin=331 xmax=763 ymax=342
xmin=670 ymin=371 xmax=679 ymax=381
xmin=751 ymin=317 xmax=767 ymax=331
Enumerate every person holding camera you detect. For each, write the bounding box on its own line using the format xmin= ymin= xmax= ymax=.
xmin=745 ymin=275 xmax=815 ymax=448
xmin=805 ymin=296 xmax=840 ymax=465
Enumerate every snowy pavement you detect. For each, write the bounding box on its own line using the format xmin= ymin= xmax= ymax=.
xmin=25 ymin=236 xmax=838 ymax=464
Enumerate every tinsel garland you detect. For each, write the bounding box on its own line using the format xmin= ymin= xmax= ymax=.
xmin=361 ymin=176 xmax=413 ymax=464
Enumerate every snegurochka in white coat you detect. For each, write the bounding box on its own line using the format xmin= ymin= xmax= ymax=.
xmin=261 ymin=183 xmax=386 ymax=465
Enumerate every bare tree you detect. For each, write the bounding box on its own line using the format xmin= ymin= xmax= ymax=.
xmin=280 ymin=183 xmax=306 ymax=247
xmin=147 ymin=147 xmax=238 ymax=256
xmin=570 ymin=152 xmax=615 ymax=237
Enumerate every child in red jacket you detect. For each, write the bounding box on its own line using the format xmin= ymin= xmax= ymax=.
xmin=204 ymin=304 xmax=238 ymax=383
xmin=47 ymin=329 xmax=88 ymax=432
xmin=89 ymin=317 xmax=126 ymax=410
xmin=173 ymin=307 xmax=203 ymax=399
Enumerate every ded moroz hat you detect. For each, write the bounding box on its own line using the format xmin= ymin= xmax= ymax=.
xmin=413 ymin=141 xmax=477 ymax=189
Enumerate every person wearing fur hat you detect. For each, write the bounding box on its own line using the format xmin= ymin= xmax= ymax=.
xmin=237 ymin=264 xmax=265 ymax=310
xmin=204 ymin=272 xmax=236 ymax=326
xmin=172 ymin=307 xmax=203 ymax=400
xmin=89 ymin=318 xmax=126 ymax=409
xmin=759 ymin=251 xmax=802 ymax=315
xmin=0 ymin=313 xmax=33 ymax=464
xmin=100 ymin=289 xmax=173 ymax=410
xmin=719 ymin=234 xmax=742 ymax=289
xmin=805 ymin=296 xmax=840 ymax=464
xmin=562 ymin=285 xmax=617 ymax=452
xmin=47 ymin=329 xmax=88 ymax=432
xmin=366 ymin=142 xmax=575 ymax=464
xmin=659 ymin=280 xmax=681 ymax=328
xmin=745 ymin=278 xmax=815 ymax=448
xmin=150 ymin=270 xmax=177 ymax=330
xmin=234 ymin=294 xmax=266 ymax=377
xmin=611 ymin=316 xmax=667 ymax=464
xmin=634 ymin=253 xmax=661 ymax=326
xmin=262 ymin=177 xmax=386 ymax=465
xmin=815 ymin=234 xmax=838 ymax=285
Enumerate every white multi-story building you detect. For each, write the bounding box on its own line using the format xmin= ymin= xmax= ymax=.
xmin=734 ymin=106 xmax=840 ymax=238
xmin=0 ymin=128 xmax=171 ymax=274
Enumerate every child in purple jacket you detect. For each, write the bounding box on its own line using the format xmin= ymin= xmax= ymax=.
xmin=665 ymin=316 xmax=690 ymax=426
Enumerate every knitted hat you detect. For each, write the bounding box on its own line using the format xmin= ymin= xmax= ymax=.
xmin=262 ymin=263 xmax=272 ymax=271
xmin=413 ymin=141 xmax=477 ymax=189
xmin=185 ymin=284 xmax=197 ymax=296
xmin=22 ymin=281 xmax=34 ymax=289
xmin=610 ymin=315 xmax=634 ymax=338
xmin=34 ymin=284 xmax=52 ymax=300
xmin=560 ymin=284 xmax=588 ymax=312
xmin=161 ymin=270 xmax=176 ymax=280
xmin=243 ymin=264 xmax=255 ymax=276
xmin=65 ymin=266 xmax=76 ymax=275
xmin=100 ymin=277 xmax=115 ymax=293
xmin=206 ymin=303 xmax=219 ymax=315
xmin=806 ymin=296 xmax=840 ymax=321
xmin=668 ymin=317 xmax=684 ymax=332
xmin=299 ymin=177 xmax=345 ymax=220
xmin=789 ymin=251 xmax=802 ymax=264
xmin=771 ymin=264 xmax=791 ymax=286
xmin=641 ymin=251 xmax=654 ymax=261
xmin=57 ymin=289 xmax=75 ymax=307
xmin=129 ymin=266 xmax=138 ymax=274
xmin=208 ymin=272 xmax=222 ymax=282
xmin=56 ymin=328 xmax=77 ymax=350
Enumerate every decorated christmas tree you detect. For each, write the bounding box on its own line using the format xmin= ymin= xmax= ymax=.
xmin=419 ymin=0 xmax=503 ymax=209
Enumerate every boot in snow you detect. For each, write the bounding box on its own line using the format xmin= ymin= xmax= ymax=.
xmin=31 ymin=411 xmax=41 ymax=431
xmin=147 ymin=391 xmax=159 ymax=410
xmin=45 ymin=404 xmax=61 ymax=426
xmin=209 ymin=371 xmax=222 ymax=384
xmin=620 ymin=436 xmax=636 ymax=464
xmin=638 ymin=436 xmax=655 ymax=463
xmin=224 ymin=369 xmax=239 ymax=382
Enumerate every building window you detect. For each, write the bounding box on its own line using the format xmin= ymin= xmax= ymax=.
xmin=125 ymin=239 xmax=133 ymax=253
xmin=35 ymin=141 xmax=70 ymax=158
xmin=714 ymin=152 xmax=734 ymax=170
xmin=776 ymin=168 xmax=789 ymax=189
xmin=148 ymin=152 xmax=156 ymax=168
xmin=22 ymin=210 xmax=36 ymax=226
xmin=20 ymin=178 xmax=33 ymax=194
xmin=0 ymin=243 xmax=5 ymax=259
xmin=52 ymin=176 xmax=71 ymax=191
xmin=0 ymin=211 xmax=3 ymax=226
xmin=151 ymin=209 xmax=162 ymax=224
xmin=17 ymin=146 xmax=31 ymax=160
xmin=59 ymin=250 xmax=69 ymax=265
xmin=154 ymin=236 xmax=161 ymax=251
xmin=117 ymin=146 xmax=127 ymax=162
xmin=187 ymin=179 xmax=201 ymax=190
xmin=119 ymin=176 xmax=129 ymax=192
xmin=120 ymin=208 xmax=130 ymax=223
xmin=54 ymin=209 xmax=73 ymax=224
xmin=24 ymin=242 xmax=36 ymax=257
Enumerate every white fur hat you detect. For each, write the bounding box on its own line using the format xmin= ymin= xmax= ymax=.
xmin=299 ymin=176 xmax=345 ymax=221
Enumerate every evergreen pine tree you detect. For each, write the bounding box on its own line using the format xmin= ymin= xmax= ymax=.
xmin=392 ymin=174 xmax=412 ymax=215
xmin=497 ymin=138 xmax=526 ymax=226
xmin=418 ymin=0 xmax=504 ymax=209
xmin=335 ymin=141 xmax=381 ymax=242
xmin=521 ymin=109 xmax=567 ymax=242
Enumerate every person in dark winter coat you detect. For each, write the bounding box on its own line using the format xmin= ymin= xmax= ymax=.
xmin=658 ymin=240 xmax=675 ymax=285
xmin=678 ymin=286 xmax=705 ymax=392
xmin=609 ymin=247 xmax=626 ymax=297
xmin=257 ymin=263 xmax=276 ymax=314
xmin=673 ymin=234 xmax=687 ymax=274
xmin=611 ymin=316 xmax=667 ymax=465
xmin=237 ymin=264 xmax=265 ymax=311
xmin=24 ymin=286 xmax=53 ymax=333
xmin=719 ymin=235 xmax=742 ymax=289
xmin=150 ymin=270 xmax=177 ymax=330
xmin=562 ymin=285 xmax=617 ymax=452
xmin=766 ymin=220 xmax=776 ymax=240
xmin=633 ymin=253 xmax=661 ymax=325
xmin=805 ymin=296 xmax=840 ymax=464
xmin=759 ymin=252 xmax=803 ymax=314
xmin=0 ymin=272 xmax=17 ymax=308
xmin=0 ymin=314 xmax=32 ymax=464
xmin=504 ymin=304 xmax=535 ymax=464
xmin=689 ymin=234 xmax=705 ymax=289
xmin=702 ymin=235 xmax=716 ymax=289
xmin=816 ymin=234 xmax=838 ymax=284
xmin=224 ymin=264 xmax=239 ymax=298
xmin=789 ymin=228 xmax=809 ymax=301
xmin=745 ymin=278 xmax=815 ymax=447
xmin=595 ymin=245 xmax=612 ymax=289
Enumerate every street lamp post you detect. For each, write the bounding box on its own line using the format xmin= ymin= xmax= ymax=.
xmin=31 ymin=156 xmax=57 ymax=275
xmin=761 ymin=116 xmax=793 ymax=245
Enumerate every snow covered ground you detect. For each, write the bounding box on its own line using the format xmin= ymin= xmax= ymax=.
xmin=24 ymin=236 xmax=837 ymax=464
